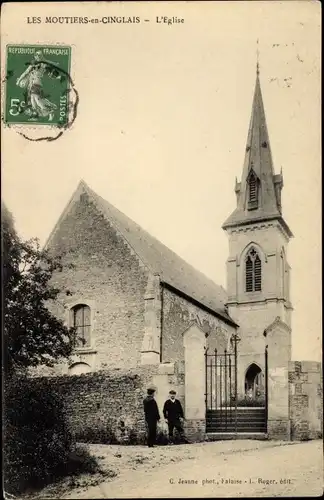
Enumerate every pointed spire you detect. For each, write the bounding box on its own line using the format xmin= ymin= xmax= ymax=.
xmin=223 ymin=64 xmax=293 ymax=238
xmin=240 ymin=67 xmax=276 ymax=203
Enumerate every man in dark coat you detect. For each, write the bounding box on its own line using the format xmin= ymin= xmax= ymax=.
xmin=143 ymin=387 xmax=160 ymax=447
xmin=163 ymin=390 xmax=187 ymax=444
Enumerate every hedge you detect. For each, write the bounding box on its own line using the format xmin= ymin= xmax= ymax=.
xmin=4 ymin=375 xmax=73 ymax=494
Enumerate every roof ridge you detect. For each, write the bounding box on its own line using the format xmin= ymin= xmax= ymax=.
xmin=85 ymin=182 xmax=225 ymax=292
xmin=46 ymin=179 xmax=234 ymax=325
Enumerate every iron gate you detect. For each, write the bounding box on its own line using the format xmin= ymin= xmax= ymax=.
xmin=205 ymin=339 xmax=268 ymax=435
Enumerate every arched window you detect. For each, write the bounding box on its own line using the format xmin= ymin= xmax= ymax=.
xmin=245 ymin=248 xmax=261 ymax=292
xmin=70 ymin=304 xmax=91 ymax=347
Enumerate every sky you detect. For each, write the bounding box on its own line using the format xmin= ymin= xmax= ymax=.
xmin=2 ymin=1 xmax=321 ymax=361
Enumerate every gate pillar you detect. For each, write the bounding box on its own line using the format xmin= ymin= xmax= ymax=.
xmin=183 ymin=323 xmax=207 ymax=441
xmin=264 ymin=317 xmax=292 ymax=440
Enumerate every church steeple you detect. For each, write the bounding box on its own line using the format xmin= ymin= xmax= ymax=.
xmin=223 ymin=66 xmax=293 ymax=238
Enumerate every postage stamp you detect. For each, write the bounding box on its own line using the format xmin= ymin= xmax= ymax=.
xmin=4 ymin=45 xmax=71 ymax=126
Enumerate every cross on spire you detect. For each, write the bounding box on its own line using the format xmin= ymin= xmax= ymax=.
xmin=256 ymin=39 xmax=260 ymax=75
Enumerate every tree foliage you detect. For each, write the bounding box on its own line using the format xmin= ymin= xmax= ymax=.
xmin=2 ymin=203 xmax=77 ymax=375
xmin=4 ymin=378 xmax=73 ymax=494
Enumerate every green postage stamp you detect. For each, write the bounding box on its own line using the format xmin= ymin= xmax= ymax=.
xmin=4 ymin=45 xmax=71 ymax=126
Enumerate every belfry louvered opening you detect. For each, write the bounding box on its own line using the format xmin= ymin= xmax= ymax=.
xmin=249 ymin=175 xmax=257 ymax=202
xmin=245 ymin=248 xmax=262 ymax=292
xmin=247 ymin=170 xmax=259 ymax=210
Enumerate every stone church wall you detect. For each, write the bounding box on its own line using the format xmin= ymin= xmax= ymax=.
xmin=161 ymin=286 xmax=236 ymax=364
xmin=47 ymin=192 xmax=150 ymax=372
xmin=289 ymin=361 xmax=323 ymax=440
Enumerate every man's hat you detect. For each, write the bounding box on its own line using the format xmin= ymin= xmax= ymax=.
xmin=169 ymin=390 xmax=176 ymax=395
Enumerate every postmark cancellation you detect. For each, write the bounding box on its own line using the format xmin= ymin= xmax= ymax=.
xmin=3 ymin=44 xmax=78 ymax=140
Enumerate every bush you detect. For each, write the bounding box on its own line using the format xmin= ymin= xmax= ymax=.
xmin=74 ymin=426 xmax=119 ymax=445
xmin=156 ymin=429 xmax=169 ymax=445
xmin=4 ymin=377 xmax=73 ymax=494
xmin=125 ymin=428 xmax=146 ymax=445
xmin=65 ymin=444 xmax=102 ymax=476
xmin=236 ymin=397 xmax=266 ymax=407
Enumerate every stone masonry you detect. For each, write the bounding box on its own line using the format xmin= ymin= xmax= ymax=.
xmin=161 ymin=286 xmax=236 ymax=364
xmin=47 ymin=191 xmax=151 ymax=373
xmin=24 ymin=366 xmax=158 ymax=444
xmin=289 ymin=361 xmax=323 ymax=440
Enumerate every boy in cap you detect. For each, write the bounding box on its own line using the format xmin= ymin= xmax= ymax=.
xmin=163 ymin=390 xmax=187 ymax=444
xmin=143 ymin=387 xmax=160 ymax=447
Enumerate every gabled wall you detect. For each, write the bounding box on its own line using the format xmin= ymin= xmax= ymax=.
xmin=43 ymin=191 xmax=151 ymax=373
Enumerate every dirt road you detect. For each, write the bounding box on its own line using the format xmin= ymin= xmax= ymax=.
xmin=64 ymin=439 xmax=323 ymax=498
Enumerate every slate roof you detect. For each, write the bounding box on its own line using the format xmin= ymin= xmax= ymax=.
xmin=46 ymin=180 xmax=236 ymax=326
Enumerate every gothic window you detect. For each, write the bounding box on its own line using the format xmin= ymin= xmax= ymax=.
xmin=245 ymin=248 xmax=262 ymax=292
xmin=70 ymin=304 xmax=91 ymax=347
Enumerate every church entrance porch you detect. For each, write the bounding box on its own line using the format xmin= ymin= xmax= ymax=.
xmin=245 ymin=363 xmax=265 ymax=401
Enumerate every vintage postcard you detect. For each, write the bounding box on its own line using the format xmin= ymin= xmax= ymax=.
xmin=1 ymin=1 xmax=322 ymax=498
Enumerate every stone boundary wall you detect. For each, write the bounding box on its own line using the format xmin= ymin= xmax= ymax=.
xmin=289 ymin=361 xmax=323 ymax=440
xmin=22 ymin=367 xmax=158 ymax=444
xmin=23 ymin=357 xmax=210 ymax=444
xmin=22 ymin=359 xmax=323 ymax=444
xmin=22 ymin=362 xmax=200 ymax=444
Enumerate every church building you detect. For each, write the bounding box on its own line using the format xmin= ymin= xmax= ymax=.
xmin=36 ymin=66 xmax=321 ymax=443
